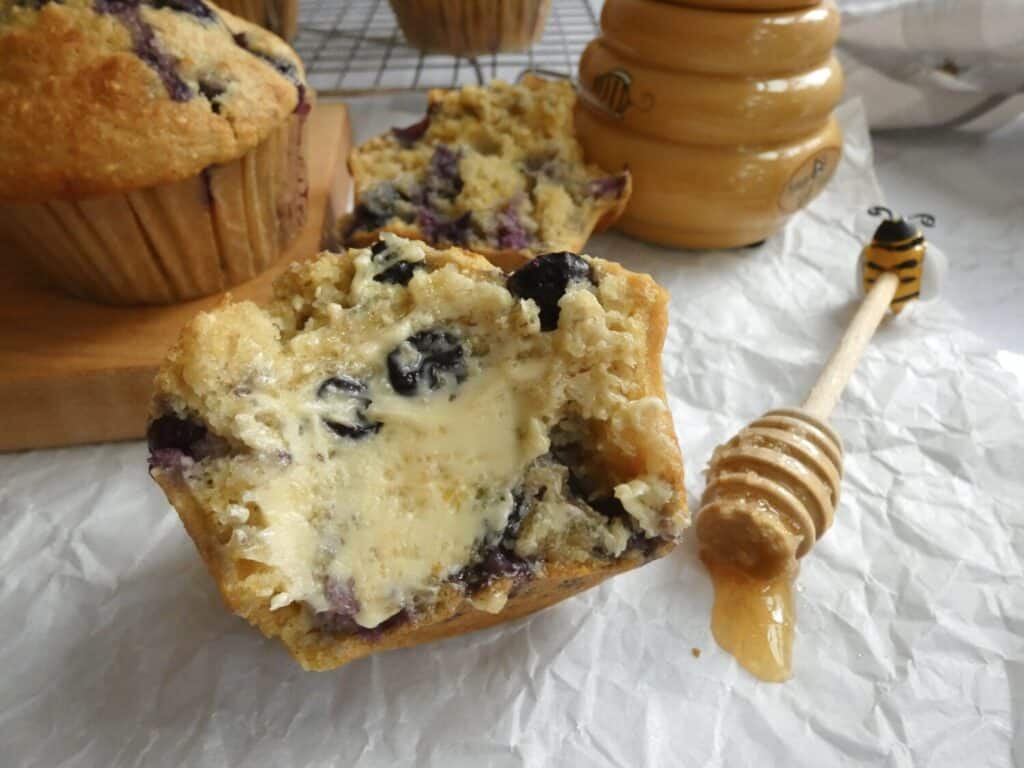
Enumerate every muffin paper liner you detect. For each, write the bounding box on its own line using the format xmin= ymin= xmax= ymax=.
xmin=213 ymin=0 xmax=298 ymax=40
xmin=0 ymin=115 xmax=307 ymax=306
xmin=388 ymin=0 xmax=551 ymax=56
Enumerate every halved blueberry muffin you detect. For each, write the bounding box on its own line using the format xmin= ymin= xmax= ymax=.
xmin=0 ymin=0 xmax=309 ymax=304
xmin=342 ymin=76 xmax=632 ymax=270
xmin=148 ymin=236 xmax=685 ymax=670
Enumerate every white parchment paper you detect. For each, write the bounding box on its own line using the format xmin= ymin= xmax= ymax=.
xmin=1 ymin=101 xmax=1022 ymax=767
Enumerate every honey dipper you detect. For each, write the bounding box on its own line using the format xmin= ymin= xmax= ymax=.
xmin=695 ymin=208 xmax=942 ymax=681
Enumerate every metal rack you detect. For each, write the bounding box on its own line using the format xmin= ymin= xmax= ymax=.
xmin=293 ymin=0 xmax=601 ymax=97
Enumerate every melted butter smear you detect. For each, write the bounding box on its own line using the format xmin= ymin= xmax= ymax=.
xmin=704 ymin=557 xmax=795 ymax=683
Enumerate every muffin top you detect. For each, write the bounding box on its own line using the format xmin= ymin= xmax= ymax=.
xmin=0 ymin=0 xmax=307 ymax=203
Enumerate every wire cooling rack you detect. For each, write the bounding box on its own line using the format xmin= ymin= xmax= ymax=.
xmin=293 ymin=0 xmax=601 ymax=97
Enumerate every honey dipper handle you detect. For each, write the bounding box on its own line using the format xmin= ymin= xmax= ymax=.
xmin=802 ymin=271 xmax=899 ymax=421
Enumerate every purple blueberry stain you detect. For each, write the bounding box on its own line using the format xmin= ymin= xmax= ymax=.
xmin=387 ymin=330 xmax=467 ymax=396
xmin=232 ymin=32 xmax=307 ymax=114
xmin=423 ymin=145 xmax=463 ymax=202
xmin=506 ymin=251 xmax=595 ymax=331
xmin=199 ymin=166 xmax=215 ymax=206
xmin=348 ymin=182 xmax=411 ymax=233
xmin=94 ymin=0 xmax=192 ymax=102
xmin=315 ymin=577 xmax=411 ymax=638
xmin=495 ymin=204 xmax=530 ymax=251
xmin=589 ymin=173 xmax=629 ymax=200
xmin=418 ymin=208 xmax=472 ymax=246
xmin=391 ymin=114 xmax=431 ymax=146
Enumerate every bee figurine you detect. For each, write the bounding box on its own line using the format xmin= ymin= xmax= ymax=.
xmin=860 ymin=206 xmax=936 ymax=314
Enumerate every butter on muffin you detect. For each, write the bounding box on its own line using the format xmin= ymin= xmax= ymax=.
xmin=0 ymin=0 xmax=309 ymax=305
xmin=213 ymin=0 xmax=297 ymax=40
xmin=343 ymin=77 xmax=632 ymax=271
xmin=147 ymin=235 xmax=686 ymax=671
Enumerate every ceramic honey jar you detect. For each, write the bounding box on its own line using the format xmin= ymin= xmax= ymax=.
xmin=576 ymin=0 xmax=844 ymax=248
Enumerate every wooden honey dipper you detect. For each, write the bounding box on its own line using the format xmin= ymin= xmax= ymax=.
xmin=695 ymin=207 xmax=941 ymax=681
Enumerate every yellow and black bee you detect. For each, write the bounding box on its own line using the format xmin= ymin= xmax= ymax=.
xmin=861 ymin=206 xmax=935 ymax=314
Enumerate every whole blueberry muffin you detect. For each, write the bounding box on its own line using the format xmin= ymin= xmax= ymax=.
xmin=148 ymin=235 xmax=686 ymax=670
xmin=343 ymin=76 xmax=632 ymax=271
xmin=0 ymin=0 xmax=309 ymax=305
xmin=388 ymin=0 xmax=551 ymax=56
xmin=213 ymin=0 xmax=296 ymax=40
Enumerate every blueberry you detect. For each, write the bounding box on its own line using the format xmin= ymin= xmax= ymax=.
xmin=350 ymin=183 xmax=407 ymax=233
xmin=453 ymin=548 xmax=532 ymax=593
xmin=502 ymin=489 xmax=529 ymax=548
xmin=423 ymin=145 xmax=462 ymax=201
xmin=317 ymin=376 xmax=382 ymax=440
xmin=418 ymin=208 xmax=472 ymax=246
xmin=232 ymin=32 xmax=306 ymax=113
xmin=391 ymin=114 xmax=431 ymax=146
xmin=506 ymin=252 xmax=595 ymax=331
xmin=387 ymin=330 xmax=467 ymax=396
xmin=495 ymin=205 xmax=530 ymax=251
xmin=314 ymin=578 xmax=411 ymax=637
xmin=147 ymin=413 xmax=206 ymax=456
xmin=317 ymin=375 xmax=365 ymax=397
xmin=588 ymin=494 xmax=630 ymax=522
xmin=95 ymin=0 xmax=192 ymax=102
xmin=369 ymin=241 xmax=423 ymax=286
xmin=152 ymin=0 xmax=216 ymax=21
xmin=374 ymin=261 xmax=420 ymax=286
xmin=197 ymin=79 xmax=224 ymax=113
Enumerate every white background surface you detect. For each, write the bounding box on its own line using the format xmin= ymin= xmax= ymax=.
xmin=1 ymin=101 xmax=1022 ymax=767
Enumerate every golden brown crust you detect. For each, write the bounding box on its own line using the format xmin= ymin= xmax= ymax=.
xmin=0 ymin=0 xmax=305 ymax=202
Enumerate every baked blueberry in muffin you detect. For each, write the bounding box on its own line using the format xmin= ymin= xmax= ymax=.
xmin=148 ymin=235 xmax=685 ymax=670
xmin=343 ymin=76 xmax=632 ymax=270
xmin=0 ymin=0 xmax=309 ymax=304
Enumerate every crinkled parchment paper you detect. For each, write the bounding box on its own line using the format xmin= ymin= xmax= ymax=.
xmin=1 ymin=101 xmax=1021 ymax=767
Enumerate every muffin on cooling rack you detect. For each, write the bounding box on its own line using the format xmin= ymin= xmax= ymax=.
xmin=389 ymin=0 xmax=551 ymax=57
xmin=342 ymin=76 xmax=631 ymax=269
xmin=0 ymin=0 xmax=309 ymax=305
xmin=147 ymin=236 xmax=687 ymax=670
xmin=213 ymin=0 xmax=297 ymax=40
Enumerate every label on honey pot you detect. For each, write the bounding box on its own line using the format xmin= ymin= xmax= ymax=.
xmin=779 ymin=147 xmax=841 ymax=213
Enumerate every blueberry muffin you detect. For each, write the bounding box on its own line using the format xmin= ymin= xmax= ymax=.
xmin=213 ymin=0 xmax=296 ymax=40
xmin=343 ymin=77 xmax=632 ymax=271
xmin=388 ymin=0 xmax=551 ymax=57
xmin=147 ymin=235 xmax=686 ymax=670
xmin=0 ymin=0 xmax=309 ymax=305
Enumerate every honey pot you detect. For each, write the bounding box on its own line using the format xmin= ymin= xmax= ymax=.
xmin=576 ymin=0 xmax=844 ymax=248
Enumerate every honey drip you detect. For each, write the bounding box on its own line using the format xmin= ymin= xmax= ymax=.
xmin=705 ymin=558 xmax=795 ymax=683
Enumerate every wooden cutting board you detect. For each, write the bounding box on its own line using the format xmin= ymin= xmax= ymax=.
xmin=0 ymin=103 xmax=351 ymax=452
